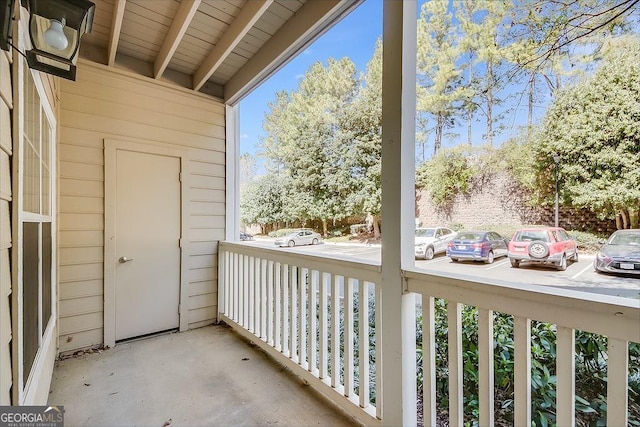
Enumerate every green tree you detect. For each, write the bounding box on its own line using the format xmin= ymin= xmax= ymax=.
xmin=262 ymin=90 xmax=295 ymax=173
xmin=338 ymin=39 xmax=383 ymax=238
xmin=456 ymin=0 xmax=538 ymax=150
xmin=531 ymin=35 xmax=640 ymax=228
xmin=240 ymin=172 xmax=290 ymax=233
xmin=261 ymin=58 xmax=359 ymax=235
xmin=507 ymin=0 xmax=639 ymax=73
xmin=416 ymin=145 xmax=475 ymax=210
xmin=503 ymin=0 xmax=638 ymax=136
xmin=417 ymin=0 xmax=465 ymax=155
xmin=239 ymin=152 xmax=257 ymax=188
xmin=455 ymin=0 xmax=481 ymax=147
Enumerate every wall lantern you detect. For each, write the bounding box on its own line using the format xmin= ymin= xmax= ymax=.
xmin=22 ymin=0 xmax=95 ymax=81
xmin=0 ymin=0 xmax=95 ymax=80
xmin=0 ymin=0 xmax=14 ymax=51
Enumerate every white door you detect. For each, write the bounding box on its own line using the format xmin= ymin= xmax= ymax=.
xmin=114 ymin=150 xmax=181 ymax=341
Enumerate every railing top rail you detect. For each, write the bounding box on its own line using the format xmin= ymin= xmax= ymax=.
xmin=220 ymin=241 xmax=382 ymax=283
xmin=404 ymin=267 xmax=640 ymax=342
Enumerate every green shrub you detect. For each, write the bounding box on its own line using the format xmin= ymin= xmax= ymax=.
xmin=570 ymin=230 xmax=609 ymax=254
xmin=416 ymin=302 xmax=640 ymax=426
xmin=417 ymin=146 xmax=475 ymax=209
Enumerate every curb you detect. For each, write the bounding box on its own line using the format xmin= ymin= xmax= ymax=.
xmin=253 ymin=237 xmax=381 ymax=248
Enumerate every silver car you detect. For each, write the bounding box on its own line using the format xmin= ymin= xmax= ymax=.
xmin=275 ymin=229 xmax=322 ymax=247
xmin=594 ymin=229 xmax=640 ymax=275
xmin=415 ymin=227 xmax=457 ymax=260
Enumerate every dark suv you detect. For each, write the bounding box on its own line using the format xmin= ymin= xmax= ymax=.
xmin=508 ymin=227 xmax=578 ymax=271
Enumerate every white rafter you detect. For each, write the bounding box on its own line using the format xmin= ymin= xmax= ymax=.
xmin=107 ymin=0 xmax=126 ymax=66
xmin=192 ymin=0 xmax=273 ymax=91
xmin=154 ymin=0 xmax=201 ymax=79
xmin=224 ymin=0 xmax=362 ymax=104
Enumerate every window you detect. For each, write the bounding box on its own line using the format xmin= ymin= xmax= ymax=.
xmin=20 ymin=62 xmax=54 ymax=387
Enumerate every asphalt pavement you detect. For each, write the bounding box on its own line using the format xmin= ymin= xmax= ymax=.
xmin=242 ymin=238 xmax=640 ymax=299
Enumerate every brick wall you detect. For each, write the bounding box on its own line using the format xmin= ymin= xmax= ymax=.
xmin=415 ymin=173 xmax=617 ymax=233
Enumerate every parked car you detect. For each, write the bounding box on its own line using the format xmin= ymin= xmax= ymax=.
xmin=594 ymin=229 xmax=640 ymax=276
xmin=508 ymin=227 xmax=578 ymax=271
xmin=240 ymin=232 xmax=253 ymax=241
xmin=275 ymin=229 xmax=322 ymax=247
xmin=415 ymin=227 xmax=457 ymax=260
xmin=446 ymin=231 xmax=509 ymax=264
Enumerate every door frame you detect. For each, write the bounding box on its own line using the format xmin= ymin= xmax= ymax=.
xmin=104 ymin=139 xmax=189 ymax=348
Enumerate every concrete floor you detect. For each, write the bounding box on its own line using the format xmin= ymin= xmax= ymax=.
xmin=49 ymin=324 xmax=363 ymax=427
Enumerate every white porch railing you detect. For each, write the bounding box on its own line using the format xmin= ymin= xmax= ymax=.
xmin=406 ymin=268 xmax=640 ymax=427
xmin=218 ymin=242 xmax=383 ymax=426
xmin=219 ymin=242 xmax=640 ymax=427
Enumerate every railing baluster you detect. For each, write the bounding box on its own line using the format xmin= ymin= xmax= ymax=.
xmin=266 ymin=260 xmax=274 ymax=345
xmin=238 ymin=255 xmax=243 ymax=325
xmin=344 ymin=278 xmax=355 ymax=398
xmin=375 ymin=282 xmax=382 ymax=419
xmin=448 ymin=302 xmax=463 ymax=427
xmin=227 ymin=253 xmax=232 ymax=319
xmin=248 ymin=256 xmax=254 ymax=332
xmin=233 ymin=253 xmax=239 ymax=321
xmin=290 ymin=265 xmax=298 ymax=362
xmin=282 ymin=264 xmax=289 ymax=356
xmin=478 ymin=308 xmax=494 ymax=427
xmin=309 ymin=270 xmax=318 ymax=375
xmin=422 ymin=296 xmax=436 ymax=426
xmin=274 ymin=262 xmax=281 ymax=351
xmin=221 ymin=250 xmax=228 ymax=316
xmin=319 ymin=272 xmax=329 ymax=380
xmin=331 ymin=275 xmax=342 ymax=388
xmin=514 ymin=316 xmax=532 ymax=427
xmin=240 ymin=255 xmax=247 ymax=327
xmin=556 ymin=326 xmax=575 ymax=427
xmin=258 ymin=258 xmax=265 ymax=339
xmin=298 ymin=267 xmax=307 ymax=369
xmin=607 ymin=338 xmax=629 ymax=427
xmin=359 ymin=280 xmax=369 ymax=408
xmin=254 ymin=256 xmax=260 ymax=335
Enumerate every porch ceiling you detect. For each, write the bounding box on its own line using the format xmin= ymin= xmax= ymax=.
xmin=78 ymin=0 xmax=361 ymax=103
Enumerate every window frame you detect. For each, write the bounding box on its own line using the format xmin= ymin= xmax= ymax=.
xmin=12 ymin=47 xmax=58 ymax=403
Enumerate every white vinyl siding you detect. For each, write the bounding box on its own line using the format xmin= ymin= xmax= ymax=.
xmin=0 ymin=50 xmax=12 ymax=405
xmin=58 ymin=62 xmax=225 ymax=352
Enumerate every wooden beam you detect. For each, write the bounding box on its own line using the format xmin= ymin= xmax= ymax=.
xmin=193 ymin=0 xmax=273 ymax=91
xmin=107 ymin=0 xmax=126 ymax=66
xmin=154 ymin=0 xmax=201 ymax=79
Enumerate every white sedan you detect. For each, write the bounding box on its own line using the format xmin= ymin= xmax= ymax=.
xmin=275 ymin=229 xmax=323 ymax=247
xmin=415 ymin=227 xmax=457 ymax=260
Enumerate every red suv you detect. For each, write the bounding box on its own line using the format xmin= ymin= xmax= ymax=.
xmin=508 ymin=227 xmax=578 ymax=271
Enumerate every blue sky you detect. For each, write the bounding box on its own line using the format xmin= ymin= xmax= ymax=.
xmin=238 ymin=0 xmax=384 ymax=160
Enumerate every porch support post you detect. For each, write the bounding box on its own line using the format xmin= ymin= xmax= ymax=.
xmin=381 ymin=1 xmax=417 ymax=426
xmin=221 ymin=104 xmax=240 ymax=319
xmin=225 ymin=104 xmax=240 ymax=242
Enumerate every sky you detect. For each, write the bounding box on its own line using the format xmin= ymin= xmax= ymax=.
xmin=238 ymin=0 xmax=384 ymax=163
xmin=237 ymin=0 xmax=547 ymax=168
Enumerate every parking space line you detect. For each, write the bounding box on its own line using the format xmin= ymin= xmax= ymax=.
xmin=571 ymin=263 xmax=593 ymax=279
xmin=485 ymin=259 xmax=509 ymax=270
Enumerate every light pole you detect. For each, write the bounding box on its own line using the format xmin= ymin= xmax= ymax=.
xmin=553 ymin=154 xmax=560 ymax=227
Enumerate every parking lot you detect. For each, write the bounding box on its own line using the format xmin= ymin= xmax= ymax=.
xmin=245 ymin=239 xmax=640 ymax=299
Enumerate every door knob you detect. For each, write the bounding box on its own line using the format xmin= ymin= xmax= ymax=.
xmin=119 ymin=256 xmax=134 ymax=263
